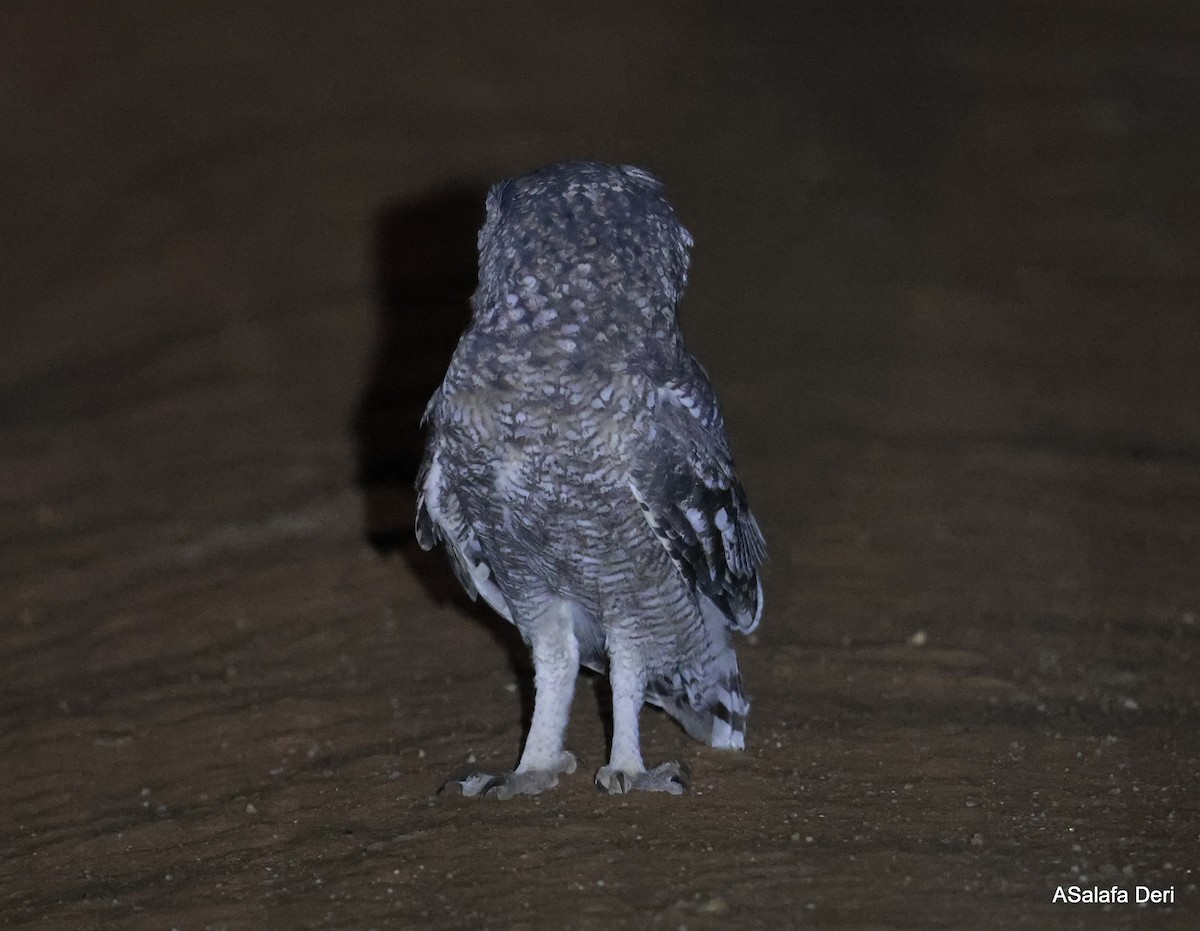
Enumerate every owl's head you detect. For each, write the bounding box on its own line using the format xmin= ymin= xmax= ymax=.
xmin=474 ymin=160 xmax=693 ymax=327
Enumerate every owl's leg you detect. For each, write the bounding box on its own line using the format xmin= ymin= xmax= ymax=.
xmin=445 ymin=602 xmax=579 ymax=799
xmin=511 ymin=603 xmax=580 ymax=779
xmin=594 ymin=643 xmax=689 ymax=795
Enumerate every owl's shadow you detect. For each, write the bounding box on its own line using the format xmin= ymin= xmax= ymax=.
xmin=356 ymin=183 xmax=541 ymax=742
xmin=355 ymin=184 xmax=483 ymax=555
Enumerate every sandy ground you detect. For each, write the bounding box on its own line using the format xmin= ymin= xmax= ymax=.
xmin=2 ymin=3 xmax=1198 ymax=928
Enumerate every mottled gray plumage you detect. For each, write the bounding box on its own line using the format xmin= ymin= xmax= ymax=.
xmin=417 ymin=160 xmax=765 ymax=797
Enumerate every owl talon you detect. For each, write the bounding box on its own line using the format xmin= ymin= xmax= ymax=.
xmin=595 ymin=761 xmax=689 ymax=796
xmin=440 ymin=772 xmax=501 ymax=797
xmin=480 ymin=776 xmax=505 ymax=797
xmin=442 ymin=754 xmax=576 ymax=799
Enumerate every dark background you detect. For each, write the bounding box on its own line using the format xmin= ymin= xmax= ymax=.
xmin=2 ymin=3 xmax=1197 ymax=927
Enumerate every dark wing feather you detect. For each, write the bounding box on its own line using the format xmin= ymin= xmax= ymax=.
xmin=630 ymin=362 xmax=766 ymax=632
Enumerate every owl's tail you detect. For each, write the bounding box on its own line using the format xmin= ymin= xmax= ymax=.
xmin=708 ymin=667 xmax=751 ymax=750
xmin=646 ymin=655 xmax=750 ymax=750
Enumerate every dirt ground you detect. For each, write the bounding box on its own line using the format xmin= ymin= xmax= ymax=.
xmin=2 ymin=3 xmax=1198 ymax=928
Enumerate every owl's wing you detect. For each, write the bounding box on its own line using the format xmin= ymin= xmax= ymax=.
xmin=416 ymin=440 xmax=514 ymax=623
xmin=629 ymin=360 xmax=767 ymax=633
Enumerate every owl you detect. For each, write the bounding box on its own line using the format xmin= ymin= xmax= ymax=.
xmin=416 ymin=160 xmax=766 ymax=797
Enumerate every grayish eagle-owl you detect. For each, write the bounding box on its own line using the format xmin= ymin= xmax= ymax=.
xmin=416 ymin=160 xmax=766 ymax=797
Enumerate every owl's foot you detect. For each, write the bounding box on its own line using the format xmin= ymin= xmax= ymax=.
xmin=442 ymin=751 xmax=577 ymax=799
xmin=594 ymin=760 xmax=689 ymax=796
